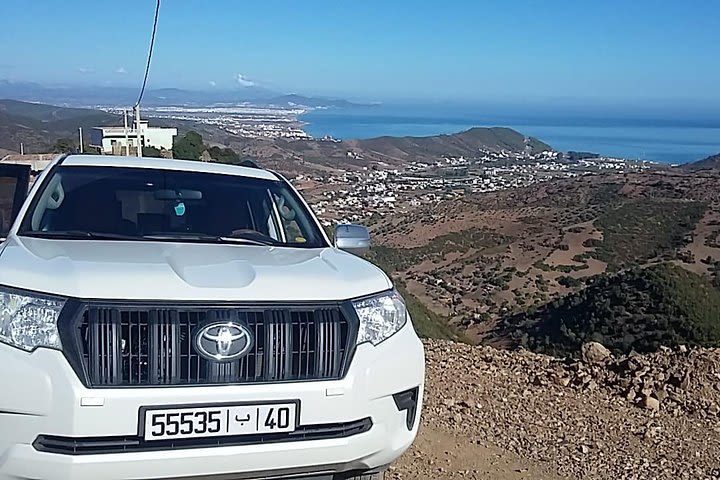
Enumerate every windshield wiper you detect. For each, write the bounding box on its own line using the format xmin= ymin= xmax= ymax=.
xmin=20 ymin=230 xmax=142 ymax=241
xmin=141 ymin=233 xmax=219 ymax=241
xmin=218 ymin=236 xmax=274 ymax=246
xmin=220 ymin=230 xmax=278 ymax=246
xmin=141 ymin=232 xmax=274 ymax=246
xmin=22 ymin=230 xmax=278 ymax=246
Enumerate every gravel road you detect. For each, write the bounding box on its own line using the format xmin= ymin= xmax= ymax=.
xmin=390 ymin=341 xmax=720 ymax=479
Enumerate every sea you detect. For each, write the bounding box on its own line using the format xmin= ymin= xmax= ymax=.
xmin=300 ymin=105 xmax=720 ymax=164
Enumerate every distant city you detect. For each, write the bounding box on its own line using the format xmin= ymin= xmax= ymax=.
xmin=292 ymin=149 xmax=652 ymax=227
xmin=101 ymin=105 xmax=313 ymax=141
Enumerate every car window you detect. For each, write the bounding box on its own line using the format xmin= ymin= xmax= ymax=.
xmin=17 ymin=165 xmax=327 ymax=248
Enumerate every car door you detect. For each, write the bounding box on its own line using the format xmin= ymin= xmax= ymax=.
xmin=0 ymin=164 xmax=31 ymax=239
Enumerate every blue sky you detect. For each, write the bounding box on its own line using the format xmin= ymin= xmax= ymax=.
xmin=1 ymin=0 xmax=718 ymax=104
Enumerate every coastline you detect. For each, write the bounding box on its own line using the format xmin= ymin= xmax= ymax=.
xmin=299 ymin=109 xmax=720 ymax=164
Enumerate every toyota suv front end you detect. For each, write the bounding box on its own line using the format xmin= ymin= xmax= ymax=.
xmin=0 ymin=155 xmax=424 ymax=480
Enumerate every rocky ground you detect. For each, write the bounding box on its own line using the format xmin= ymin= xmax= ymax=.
xmin=391 ymin=340 xmax=720 ymax=479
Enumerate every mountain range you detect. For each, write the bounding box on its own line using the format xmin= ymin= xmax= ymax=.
xmin=0 ymin=80 xmax=370 ymax=109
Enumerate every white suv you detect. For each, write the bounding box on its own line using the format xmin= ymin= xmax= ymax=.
xmin=0 ymin=155 xmax=424 ymax=480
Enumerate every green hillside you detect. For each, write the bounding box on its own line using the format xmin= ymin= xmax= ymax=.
xmin=0 ymin=99 xmax=119 ymax=152
xmin=365 ymin=249 xmax=466 ymax=342
xmin=588 ymin=199 xmax=706 ymax=270
xmin=501 ymin=263 xmax=720 ymax=356
xmin=395 ymin=281 xmax=466 ymax=341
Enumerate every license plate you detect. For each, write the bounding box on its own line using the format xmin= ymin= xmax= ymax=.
xmin=142 ymin=402 xmax=298 ymax=441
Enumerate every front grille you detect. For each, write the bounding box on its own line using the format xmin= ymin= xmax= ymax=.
xmin=72 ymin=304 xmax=354 ymax=387
xmin=33 ymin=418 xmax=373 ymax=455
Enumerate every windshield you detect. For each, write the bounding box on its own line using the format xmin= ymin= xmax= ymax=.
xmin=17 ymin=165 xmax=327 ymax=248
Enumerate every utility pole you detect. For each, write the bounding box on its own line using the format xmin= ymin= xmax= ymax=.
xmin=78 ymin=127 xmax=84 ymax=153
xmin=135 ymin=105 xmax=142 ymax=157
xmin=124 ymin=109 xmax=130 ymax=156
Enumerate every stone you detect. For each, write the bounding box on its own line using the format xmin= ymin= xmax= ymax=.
xmin=554 ymin=376 xmax=571 ymax=387
xmin=406 ymin=338 xmax=720 ymax=480
xmin=642 ymin=395 xmax=660 ymax=411
xmin=626 ymin=388 xmax=638 ymax=401
xmin=581 ymin=342 xmax=612 ymax=365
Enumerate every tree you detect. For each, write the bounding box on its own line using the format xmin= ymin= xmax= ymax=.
xmin=173 ymin=131 xmax=204 ymax=160
xmin=208 ymin=146 xmax=240 ymax=164
xmin=52 ymin=138 xmax=78 ymax=153
xmin=83 ymin=144 xmax=99 ymax=155
xmin=142 ymin=146 xmax=162 ymax=158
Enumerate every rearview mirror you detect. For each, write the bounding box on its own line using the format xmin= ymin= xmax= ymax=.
xmin=334 ymin=224 xmax=370 ymax=255
xmin=154 ymin=189 xmax=203 ymax=200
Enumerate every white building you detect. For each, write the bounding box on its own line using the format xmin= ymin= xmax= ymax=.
xmin=90 ymin=121 xmax=177 ymax=155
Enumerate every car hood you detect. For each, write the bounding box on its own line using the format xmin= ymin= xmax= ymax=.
xmin=0 ymin=236 xmax=392 ymax=302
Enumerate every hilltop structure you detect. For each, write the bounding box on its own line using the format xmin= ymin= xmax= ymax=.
xmin=89 ymin=120 xmax=177 ymax=155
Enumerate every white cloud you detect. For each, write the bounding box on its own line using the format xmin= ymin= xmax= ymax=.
xmin=209 ymin=80 xmax=217 ymax=87
xmin=78 ymin=67 xmax=94 ymax=74
xmin=115 ymin=66 xmax=127 ymax=74
xmin=236 ymin=73 xmax=255 ymax=87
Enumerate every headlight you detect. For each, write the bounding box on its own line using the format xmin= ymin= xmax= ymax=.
xmin=0 ymin=288 xmax=65 ymax=352
xmin=353 ymin=289 xmax=408 ymax=346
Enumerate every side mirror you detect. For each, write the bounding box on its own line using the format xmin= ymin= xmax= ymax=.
xmin=334 ymin=223 xmax=370 ymax=255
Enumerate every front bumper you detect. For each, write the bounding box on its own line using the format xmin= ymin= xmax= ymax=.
xmin=0 ymin=323 xmax=424 ymax=480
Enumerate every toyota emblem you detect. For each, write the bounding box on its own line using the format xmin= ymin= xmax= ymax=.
xmin=194 ymin=321 xmax=253 ymax=362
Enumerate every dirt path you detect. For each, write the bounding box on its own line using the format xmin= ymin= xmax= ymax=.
xmin=391 ymin=426 xmax=562 ymax=479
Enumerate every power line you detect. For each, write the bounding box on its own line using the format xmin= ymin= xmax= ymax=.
xmin=135 ymin=0 xmax=161 ymax=108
